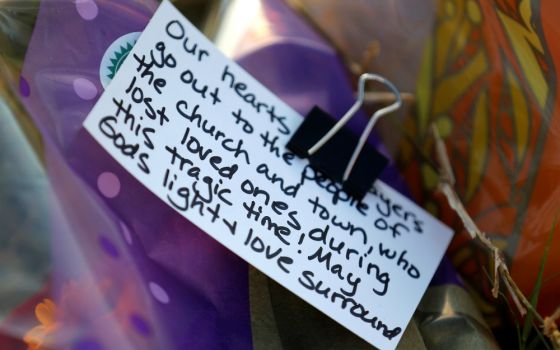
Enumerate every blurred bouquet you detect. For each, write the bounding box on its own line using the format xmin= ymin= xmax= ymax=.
xmin=1 ymin=0 xmax=551 ymax=349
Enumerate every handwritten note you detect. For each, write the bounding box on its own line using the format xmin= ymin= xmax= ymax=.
xmin=83 ymin=2 xmax=453 ymax=349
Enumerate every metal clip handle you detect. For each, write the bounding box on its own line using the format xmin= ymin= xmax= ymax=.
xmin=307 ymin=73 xmax=402 ymax=181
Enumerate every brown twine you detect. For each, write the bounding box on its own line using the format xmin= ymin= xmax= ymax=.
xmin=431 ymin=123 xmax=559 ymax=348
xmin=543 ymin=307 xmax=560 ymax=349
xmin=491 ymin=247 xmax=501 ymax=299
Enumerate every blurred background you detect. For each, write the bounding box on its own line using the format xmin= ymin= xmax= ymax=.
xmin=0 ymin=0 xmax=558 ymax=349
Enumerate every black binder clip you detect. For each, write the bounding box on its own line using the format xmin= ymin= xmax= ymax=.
xmin=287 ymin=74 xmax=402 ymax=201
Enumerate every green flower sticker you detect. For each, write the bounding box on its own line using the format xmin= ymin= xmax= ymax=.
xmin=107 ymin=42 xmax=135 ymax=80
xmin=100 ymin=32 xmax=141 ymax=89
